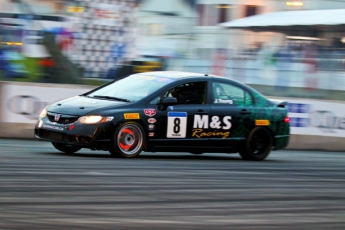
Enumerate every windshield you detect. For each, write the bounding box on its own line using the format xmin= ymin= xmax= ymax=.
xmin=87 ymin=74 xmax=175 ymax=102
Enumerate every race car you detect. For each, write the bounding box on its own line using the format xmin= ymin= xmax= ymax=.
xmin=34 ymin=71 xmax=290 ymax=160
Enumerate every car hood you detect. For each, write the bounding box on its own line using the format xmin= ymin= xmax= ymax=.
xmin=47 ymin=96 xmax=128 ymax=116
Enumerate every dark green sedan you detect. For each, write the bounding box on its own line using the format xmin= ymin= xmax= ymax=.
xmin=35 ymin=71 xmax=290 ymax=160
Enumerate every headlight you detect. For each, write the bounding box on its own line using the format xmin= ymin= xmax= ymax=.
xmin=79 ymin=116 xmax=114 ymax=124
xmin=39 ymin=108 xmax=47 ymax=118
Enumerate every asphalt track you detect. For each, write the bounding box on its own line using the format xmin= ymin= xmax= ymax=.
xmin=0 ymin=139 xmax=344 ymax=230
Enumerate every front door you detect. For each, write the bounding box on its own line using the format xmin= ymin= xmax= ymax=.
xmin=150 ymin=81 xmax=211 ymax=149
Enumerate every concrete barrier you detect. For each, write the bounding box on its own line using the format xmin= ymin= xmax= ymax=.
xmin=288 ymin=135 xmax=345 ymax=152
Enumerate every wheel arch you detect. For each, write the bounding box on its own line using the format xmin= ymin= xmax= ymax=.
xmin=240 ymin=126 xmax=274 ymax=161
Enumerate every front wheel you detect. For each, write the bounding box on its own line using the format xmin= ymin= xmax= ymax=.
xmin=239 ymin=127 xmax=273 ymax=161
xmin=109 ymin=122 xmax=145 ymax=158
xmin=52 ymin=142 xmax=81 ymax=154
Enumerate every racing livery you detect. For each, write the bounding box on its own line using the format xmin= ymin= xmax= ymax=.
xmin=34 ymin=71 xmax=290 ymax=160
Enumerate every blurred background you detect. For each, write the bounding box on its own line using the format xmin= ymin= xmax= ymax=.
xmin=1 ymin=0 xmax=345 ymax=100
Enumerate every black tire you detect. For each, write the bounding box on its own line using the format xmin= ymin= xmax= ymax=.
xmin=109 ymin=122 xmax=145 ymax=158
xmin=239 ymin=127 xmax=273 ymax=161
xmin=52 ymin=142 xmax=81 ymax=154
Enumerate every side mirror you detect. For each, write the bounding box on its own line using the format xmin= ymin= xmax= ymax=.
xmin=161 ymin=97 xmax=177 ymax=105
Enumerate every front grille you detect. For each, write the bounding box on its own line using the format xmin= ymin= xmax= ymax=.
xmin=47 ymin=113 xmax=79 ymax=124
xmin=37 ymin=129 xmax=90 ymax=145
xmin=39 ymin=129 xmax=76 ymax=142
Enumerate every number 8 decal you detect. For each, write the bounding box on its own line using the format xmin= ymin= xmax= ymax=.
xmin=167 ymin=112 xmax=187 ymax=138
xmin=173 ymin=118 xmax=180 ymax=133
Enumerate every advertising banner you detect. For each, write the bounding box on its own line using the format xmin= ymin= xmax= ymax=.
xmin=91 ymin=3 xmax=120 ymax=26
xmin=288 ymin=99 xmax=345 ymax=137
xmin=1 ymin=83 xmax=93 ymax=123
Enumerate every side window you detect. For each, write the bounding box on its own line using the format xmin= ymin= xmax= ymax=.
xmin=213 ymin=82 xmax=252 ymax=106
xmin=164 ymin=81 xmax=207 ymax=105
xmin=150 ymin=96 xmax=160 ymax=105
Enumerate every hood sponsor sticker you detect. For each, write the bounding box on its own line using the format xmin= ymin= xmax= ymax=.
xmin=124 ymin=113 xmax=140 ymax=119
xmin=144 ymin=108 xmax=156 ymax=117
xmin=256 ymin=120 xmax=270 ymax=126
xmin=148 ymin=118 xmax=156 ymax=123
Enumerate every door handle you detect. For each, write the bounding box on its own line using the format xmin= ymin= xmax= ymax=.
xmin=240 ymin=109 xmax=251 ymax=115
xmin=196 ymin=109 xmax=208 ymax=114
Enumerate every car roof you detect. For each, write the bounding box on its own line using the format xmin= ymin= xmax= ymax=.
xmin=135 ymin=71 xmax=248 ymax=86
xmin=136 ymin=71 xmax=208 ymax=79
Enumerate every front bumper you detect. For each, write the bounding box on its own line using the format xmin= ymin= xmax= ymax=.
xmin=34 ymin=117 xmax=115 ymax=150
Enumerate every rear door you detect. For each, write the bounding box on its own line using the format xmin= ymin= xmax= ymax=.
xmin=208 ymin=80 xmax=254 ymax=147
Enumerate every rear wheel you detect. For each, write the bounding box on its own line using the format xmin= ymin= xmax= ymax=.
xmin=239 ymin=127 xmax=273 ymax=161
xmin=109 ymin=122 xmax=145 ymax=158
xmin=52 ymin=142 xmax=81 ymax=154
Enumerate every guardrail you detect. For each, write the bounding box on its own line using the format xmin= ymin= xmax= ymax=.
xmin=0 ymin=81 xmax=344 ymax=151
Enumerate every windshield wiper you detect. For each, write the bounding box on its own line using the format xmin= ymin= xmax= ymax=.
xmin=92 ymin=95 xmax=131 ymax=103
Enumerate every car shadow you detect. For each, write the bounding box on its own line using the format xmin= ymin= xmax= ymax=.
xmin=138 ymin=153 xmax=243 ymax=161
xmin=36 ymin=151 xmax=113 ymax=158
xmin=36 ymin=151 xmax=246 ymax=161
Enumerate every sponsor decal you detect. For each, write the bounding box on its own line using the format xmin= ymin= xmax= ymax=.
xmin=68 ymin=125 xmax=76 ymax=131
xmin=54 ymin=114 xmax=61 ymax=122
xmin=148 ymin=118 xmax=156 ymax=123
xmin=124 ymin=113 xmax=140 ymax=119
xmin=167 ymin=112 xmax=187 ymax=138
xmin=144 ymin=108 xmax=156 ymax=117
xmin=193 ymin=115 xmax=232 ymax=130
xmin=214 ymin=99 xmax=233 ymax=104
xmin=148 ymin=132 xmax=154 ymax=137
xmin=148 ymin=124 xmax=156 ymax=131
xmin=255 ymin=120 xmax=270 ymax=126
xmin=192 ymin=129 xmax=230 ymax=139
xmin=42 ymin=124 xmax=64 ymax=131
